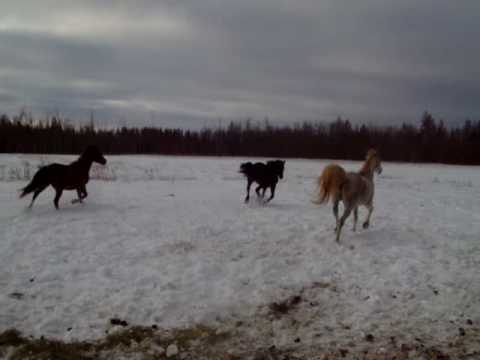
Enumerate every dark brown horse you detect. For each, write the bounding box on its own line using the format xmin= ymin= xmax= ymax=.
xmin=20 ymin=146 xmax=107 ymax=209
xmin=240 ymin=160 xmax=285 ymax=203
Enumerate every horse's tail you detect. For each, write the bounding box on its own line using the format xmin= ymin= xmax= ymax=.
xmin=239 ymin=162 xmax=253 ymax=175
xmin=19 ymin=166 xmax=49 ymax=198
xmin=312 ymin=164 xmax=347 ymax=204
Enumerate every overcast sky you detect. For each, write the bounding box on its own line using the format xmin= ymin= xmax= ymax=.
xmin=0 ymin=1 xmax=479 ymax=129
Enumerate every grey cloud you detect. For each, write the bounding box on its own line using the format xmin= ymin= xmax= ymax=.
xmin=0 ymin=89 xmax=17 ymax=103
xmin=0 ymin=0 xmax=479 ymax=128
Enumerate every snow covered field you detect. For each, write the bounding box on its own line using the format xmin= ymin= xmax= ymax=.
xmin=0 ymin=154 xmax=479 ymax=352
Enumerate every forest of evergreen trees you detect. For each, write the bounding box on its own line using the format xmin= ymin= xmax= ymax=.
xmin=1 ymin=111 xmax=479 ymax=165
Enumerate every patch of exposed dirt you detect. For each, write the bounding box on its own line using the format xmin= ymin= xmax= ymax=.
xmin=1 ymin=288 xmax=479 ymax=359
xmin=1 ymin=320 xmax=478 ymax=360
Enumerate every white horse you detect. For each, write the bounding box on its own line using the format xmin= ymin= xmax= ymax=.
xmin=314 ymin=149 xmax=382 ymax=242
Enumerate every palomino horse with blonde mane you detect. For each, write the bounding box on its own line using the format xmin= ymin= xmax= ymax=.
xmin=313 ymin=149 xmax=382 ymax=242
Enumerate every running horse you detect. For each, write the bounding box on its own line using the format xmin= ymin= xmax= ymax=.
xmin=313 ymin=149 xmax=382 ymax=242
xmin=20 ymin=146 xmax=107 ymax=209
xmin=240 ymin=160 xmax=285 ymax=203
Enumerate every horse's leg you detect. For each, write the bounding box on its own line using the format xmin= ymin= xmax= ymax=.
xmin=54 ymin=188 xmax=63 ymax=210
xmin=72 ymin=188 xmax=83 ymax=204
xmin=255 ymin=185 xmax=262 ymax=198
xmin=73 ymin=190 xmax=84 ymax=203
xmin=336 ymin=203 xmax=352 ymax=242
xmin=333 ymin=199 xmax=340 ymax=231
xmin=245 ymin=180 xmax=252 ymax=203
xmin=363 ymin=203 xmax=374 ymax=229
xmin=266 ymin=183 xmax=276 ymax=202
xmin=29 ymin=184 xmax=49 ymax=209
xmin=81 ymin=186 xmax=88 ymax=200
xmin=72 ymin=185 xmax=88 ymax=204
xmin=353 ymin=206 xmax=358 ymax=232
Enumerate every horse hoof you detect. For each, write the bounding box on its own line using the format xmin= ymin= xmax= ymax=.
xmin=363 ymin=222 xmax=369 ymax=229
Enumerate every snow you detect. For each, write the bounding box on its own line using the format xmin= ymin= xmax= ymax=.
xmin=0 ymin=154 xmax=479 ymax=344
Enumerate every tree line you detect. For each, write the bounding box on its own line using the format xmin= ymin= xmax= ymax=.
xmin=1 ymin=111 xmax=479 ymax=165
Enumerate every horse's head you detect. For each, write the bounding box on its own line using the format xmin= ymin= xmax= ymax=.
xmin=239 ymin=162 xmax=253 ymax=175
xmin=82 ymin=146 xmax=107 ymax=165
xmin=366 ymin=149 xmax=382 ymax=175
xmin=268 ymin=160 xmax=285 ymax=179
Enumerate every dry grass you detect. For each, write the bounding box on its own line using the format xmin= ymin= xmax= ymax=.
xmin=0 ymin=321 xmax=476 ymax=360
xmin=0 ymin=324 xmax=233 ymax=360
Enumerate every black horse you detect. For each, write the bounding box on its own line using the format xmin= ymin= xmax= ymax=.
xmin=240 ymin=160 xmax=285 ymax=203
xmin=20 ymin=146 xmax=107 ymax=209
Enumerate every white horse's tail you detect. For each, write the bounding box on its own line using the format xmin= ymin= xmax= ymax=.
xmin=312 ymin=164 xmax=346 ymax=204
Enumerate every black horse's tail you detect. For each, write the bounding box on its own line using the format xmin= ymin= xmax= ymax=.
xmin=239 ymin=162 xmax=253 ymax=176
xmin=19 ymin=166 xmax=50 ymax=198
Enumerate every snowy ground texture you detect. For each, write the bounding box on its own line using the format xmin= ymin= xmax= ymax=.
xmin=1 ymin=154 xmax=479 ymax=357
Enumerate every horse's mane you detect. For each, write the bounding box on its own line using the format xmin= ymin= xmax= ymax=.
xmin=359 ymin=149 xmax=379 ymax=176
xmin=266 ymin=160 xmax=284 ymax=174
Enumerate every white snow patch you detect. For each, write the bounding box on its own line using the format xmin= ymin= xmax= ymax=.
xmin=0 ymin=154 xmax=479 ymax=342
